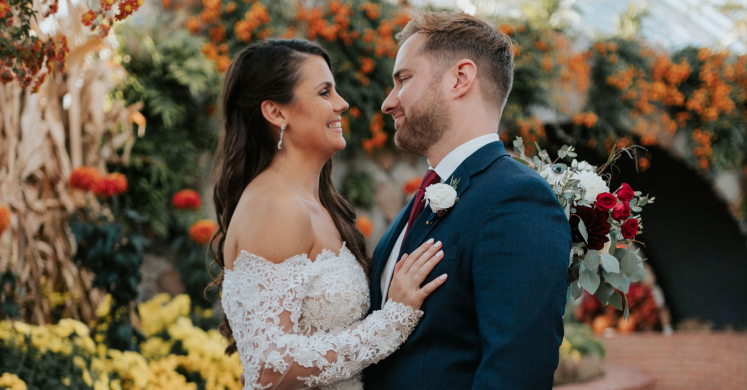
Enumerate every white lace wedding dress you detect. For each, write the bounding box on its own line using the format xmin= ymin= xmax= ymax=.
xmin=221 ymin=243 xmax=423 ymax=390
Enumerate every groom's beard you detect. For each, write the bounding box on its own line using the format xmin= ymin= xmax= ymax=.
xmin=394 ymin=78 xmax=449 ymax=156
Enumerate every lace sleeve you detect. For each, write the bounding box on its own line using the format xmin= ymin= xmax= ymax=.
xmin=221 ymin=254 xmax=423 ymax=390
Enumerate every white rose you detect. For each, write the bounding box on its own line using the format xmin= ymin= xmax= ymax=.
xmin=574 ymin=170 xmax=610 ymax=203
xmin=423 ymin=183 xmax=457 ymax=213
xmin=578 ymin=161 xmax=596 ymax=172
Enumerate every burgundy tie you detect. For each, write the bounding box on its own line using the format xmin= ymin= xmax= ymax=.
xmin=404 ymin=169 xmax=441 ymax=239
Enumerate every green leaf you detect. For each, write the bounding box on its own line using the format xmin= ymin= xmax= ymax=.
xmin=595 ymin=282 xmax=615 ymax=305
xmin=564 ymin=203 xmax=571 ymax=220
xmin=533 ymin=156 xmax=543 ymax=169
xmin=579 ymin=266 xmax=601 ymax=294
xmin=571 ymin=281 xmax=582 ymax=300
xmin=609 ymin=292 xmax=623 ymax=310
xmin=616 ymin=249 xmax=638 ymax=276
xmin=623 ymin=295 xmax=630 ymax=321
xmin=609 ymin=240 xmax=617 ymax=256
xmin=631 ymin=206 xmax=642 ymax=213
xmin=606 ymin=144 xmax=617 ymax=165
xmin=583 ymin=253 xmax=600 ymax=272
xmin=602 ymin=269 xmax=622 ymax=289
xmin=578 ymin=219 xmax=589 ymax=243
xmin=621 ymin=273 xmax=630 ymax=294
xmin=629 ymin=198 xmax=638 ymax=207
xmin=601 ymin=254 xmax=620 ymax=273
xmin=638 ymin=197 xmax=649 ymax=206
xmin=513 ymin=156 xmax=530 ymax=166
xmin=629 ymin=263 xmax=648 ymax=282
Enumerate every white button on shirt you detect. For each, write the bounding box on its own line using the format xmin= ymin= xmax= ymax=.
xmin=379 ymin=133 xmax=501 ymax=307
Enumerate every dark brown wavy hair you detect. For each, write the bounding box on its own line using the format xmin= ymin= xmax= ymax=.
xmin=206 ymin=39 xmax=370 ymax=355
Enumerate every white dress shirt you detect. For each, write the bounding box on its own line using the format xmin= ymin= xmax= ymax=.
xmin=380 ymin=133 xmax=500 ymax=307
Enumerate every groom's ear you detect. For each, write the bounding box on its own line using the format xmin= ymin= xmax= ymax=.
xmin=450 ymin=59 xmax=478 ymax=99
xmin=260 ymin=100 xmax=288 ymax=129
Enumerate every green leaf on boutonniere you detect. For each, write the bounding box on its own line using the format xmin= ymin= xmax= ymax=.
xmin=513 ymin=156 xmax=530 ymax=166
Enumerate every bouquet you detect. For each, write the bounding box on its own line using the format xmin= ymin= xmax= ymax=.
xmin=513 ymin=137 xmax=655 ymax=319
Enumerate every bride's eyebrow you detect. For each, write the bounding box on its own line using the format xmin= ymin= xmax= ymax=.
xmin=315 ymin=81 xmax=334 ymax=90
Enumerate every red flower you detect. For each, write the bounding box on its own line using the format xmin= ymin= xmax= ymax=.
xmin=355 ymin=216 xmax=374 ymax=238
xmin=621 ymin=218 xmax=639 ymax=239
xmin=81 ymin=10 xmax=97 ymax=26
xmin=570 ymin=206 xmax=611 ymax=250
xmin=615 ymin=183 xmax=635 ymax=202
xmin=69 ymin=166 xmax=101 ymax=191
xmin=0 ymin=205 xmax=10 ymax=237
xmin=190 ymin=220 xmax=217 ymax=245
xmin=172 ymin=189 xmax=202 ymax=210
xmin=612 ymin=201 xmax=631 ymax=221
xmin=92 ymin=173 xmax=128 ymax=197
xmin=595 ymin=193 xmax=617 ymax=212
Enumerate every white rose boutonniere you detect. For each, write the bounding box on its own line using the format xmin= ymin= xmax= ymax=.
xmin=423 ymin=178 xmax=460 ymax=224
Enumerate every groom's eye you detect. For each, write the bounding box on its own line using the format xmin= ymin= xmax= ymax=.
xmin=399 ymin=77 xmax=408 ymax=85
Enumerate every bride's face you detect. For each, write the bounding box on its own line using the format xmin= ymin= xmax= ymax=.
xmin=283 ymin=55 xmax=349 ymax=156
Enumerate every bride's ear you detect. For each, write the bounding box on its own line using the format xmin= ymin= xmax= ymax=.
xmin=260 ymin=100 xmax=288 ymax=130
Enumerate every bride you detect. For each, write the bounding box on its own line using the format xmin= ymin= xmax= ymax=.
xmin=207 ymin=39 xmax=448 ymax=390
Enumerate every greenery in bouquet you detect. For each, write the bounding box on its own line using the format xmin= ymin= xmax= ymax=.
xmin=0 ymin=294 xmax=241 ymax=390
xmin=513 ymin=137 xmax=654 ymax=320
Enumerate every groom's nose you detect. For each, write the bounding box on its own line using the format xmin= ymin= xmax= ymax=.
xmin=381 ymin=89 xmax=399 ymax=114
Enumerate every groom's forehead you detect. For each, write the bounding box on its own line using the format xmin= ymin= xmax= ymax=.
xmin=392 ymin=35 xmax=428 ymax=76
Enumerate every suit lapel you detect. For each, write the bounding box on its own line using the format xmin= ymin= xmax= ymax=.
xmin=398 ymin=140 xmax=510 ymax=257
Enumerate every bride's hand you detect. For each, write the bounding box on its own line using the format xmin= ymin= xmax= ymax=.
xmin=387 ymin=239 xmax=448 ymax=311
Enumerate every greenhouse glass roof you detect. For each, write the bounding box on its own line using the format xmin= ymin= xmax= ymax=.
xmin=407 ymin=0 xmax=747 ymax=54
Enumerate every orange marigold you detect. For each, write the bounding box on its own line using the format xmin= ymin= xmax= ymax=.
xmin=190 ymin=220 xmax=218 ymax=245
xmin=355 ymin=216 xmax=374 ymax=238
xmin=92 ymin=173 xmax=128 ymax=198
xmin=0 ymin=205 xmax=9 ymax=237
xmin=172 ymin=189 xmax=202 ymax=210
xmin=70 ymin=166 xmax=101 ymax=191
xmin=360 ymin=57 xmax=375 ymax=74
xmin=187 ymin=16 xmax=200 ymax=34
xmin=0 ymin=0 xmax=9 ymax=19
xmin=403 ymin=177 xmax=421 ymax=195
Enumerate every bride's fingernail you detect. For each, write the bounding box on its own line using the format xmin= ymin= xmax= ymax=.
xmin=435 ymin=241 xmax=442 ymax=247
xmin=439 ymin=274 xmax=447 ymax=280
xmin=426 ymin=238 xmax=434 ymax=244
xmin=435 ymin=250 xmax=443 ymax=258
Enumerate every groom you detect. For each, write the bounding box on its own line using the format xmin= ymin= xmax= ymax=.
xmin=364 ymin=12 xmax=571 ymax=389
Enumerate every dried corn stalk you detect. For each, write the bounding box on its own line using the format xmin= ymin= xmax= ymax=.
xmin=0 ymin=0 xmax=141 ymax=325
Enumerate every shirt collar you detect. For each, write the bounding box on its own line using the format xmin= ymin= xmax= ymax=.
xmin=432 ymin=133 xmax=500 ymax=182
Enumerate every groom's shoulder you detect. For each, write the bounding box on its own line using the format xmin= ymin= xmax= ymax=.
xmin=483 ymin=153 xmax=550 ymax=190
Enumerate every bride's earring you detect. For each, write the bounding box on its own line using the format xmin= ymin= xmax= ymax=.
xmin=278 ymin=124 xmax=286 ymax=150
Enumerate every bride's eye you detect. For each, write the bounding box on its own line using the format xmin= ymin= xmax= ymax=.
xmin=320 ymin=89 xmax=330 ymax=97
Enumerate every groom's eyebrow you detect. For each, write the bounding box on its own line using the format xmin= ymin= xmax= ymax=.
xmin=392 ymin=68 xmax=410 ymax=81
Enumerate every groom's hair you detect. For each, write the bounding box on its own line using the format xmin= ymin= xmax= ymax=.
xmin=398 ymin=11 xmax=514 ymax=112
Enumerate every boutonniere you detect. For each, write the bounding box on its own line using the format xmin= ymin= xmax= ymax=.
xmin=423 ymin=178 xmax=460 ymax=225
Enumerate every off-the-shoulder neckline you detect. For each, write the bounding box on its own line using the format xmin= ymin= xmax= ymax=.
xmin=226 ymin=242 xmax=349 ymax=271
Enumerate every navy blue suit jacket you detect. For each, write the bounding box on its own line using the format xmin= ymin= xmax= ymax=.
xmin=363 ymin=141 xmax=571 ymax=389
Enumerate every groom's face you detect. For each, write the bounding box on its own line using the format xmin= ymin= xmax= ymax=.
xmin=382 ymin=34 xmax=449 ymax=156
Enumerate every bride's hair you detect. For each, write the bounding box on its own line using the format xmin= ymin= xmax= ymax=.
xmin=207 ymin=39 xmax=370 ymax=355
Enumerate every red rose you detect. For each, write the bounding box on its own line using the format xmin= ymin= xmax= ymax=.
xmin=595 ymin=193 xmax=617 ymax=212
xmin=615 ymin=183 xmax=635 ymax=202
xmin=621 ymin=218 xmax=639 ymax=239
xmin=612 ymin=201 xmax=631 ymax=221
xmin=570 ymin=206 xmax=611 ymax=250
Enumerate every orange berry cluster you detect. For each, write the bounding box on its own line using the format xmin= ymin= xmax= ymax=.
xmin=362 ymin=112 xmax=387 ymax=154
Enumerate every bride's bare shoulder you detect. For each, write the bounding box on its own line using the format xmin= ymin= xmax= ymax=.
xmin=225 ymin=184 xmax=314 ymax=268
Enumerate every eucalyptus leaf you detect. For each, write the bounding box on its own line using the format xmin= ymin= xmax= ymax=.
xmin=609 ymin=291 xmax=623 ymax=310
xmin=533 ymin=156 xmax=543 ymax=169
xmin=602 ymin=269 xmax=622 ymax=289
xmin=571 ymin=281 xmax=582 ymax=300
xmin=594 ymin=282 xmax=615 ymax=305
xmin=638 ymin=197 xmax=649 ymax=206
xmin=609 ymin=240 xmax=617 ymax=256
xmin=579 ymin=267 xmax=601 ymax=294
xmin=583 ymin=253 xmax=600 ymax=272
xmin=629 ymin=263 xmax=648 ymax=283
xmin=601 ymin=254 xmax=620 ymax=273
xmin=623 ymin=295 xmax=630 ymax=321
xmin=564 ymin=203 xmax=571 ymax=220
xmin=578 ymin=219 xmax=589 ymax=243
xmin=513 ymin=156 xmax=530 ymax=166
xmin=631 ymin=206 xmax=642 ymax=213
xmin=621 ymin=273 xmax=630 ymax=294
xmin=616 ymin=249 xmax=638 ymax=276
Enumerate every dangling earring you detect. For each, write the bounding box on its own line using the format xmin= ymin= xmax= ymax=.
xmin=278 ymin=124 xmax=286 ymax=150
